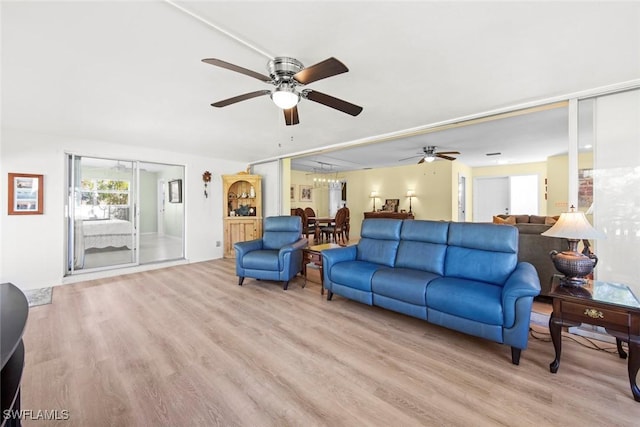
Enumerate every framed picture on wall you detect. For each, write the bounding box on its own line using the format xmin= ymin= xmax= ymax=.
xmin=290 ymin=184 xmax=296 ymax=201
xmin=299 ymin=185 xmax=312 ymax=202
xmin=168 ymin=179 xmax=182 ymax=203
xmin=383 ymin=199 xmax=400 ymax=212
xmin=8 ymin=173 xmax=44 ymax=215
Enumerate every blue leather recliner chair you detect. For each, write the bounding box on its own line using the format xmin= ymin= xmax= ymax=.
xmin=234 ymin=216 xmax=307 ymax=290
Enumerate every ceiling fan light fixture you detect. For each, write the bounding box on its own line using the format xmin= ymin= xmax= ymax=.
xmin=424 ymin=155 xmax=436 ymax=163
xmin=271 ymin=85 xmax=300 ymax=109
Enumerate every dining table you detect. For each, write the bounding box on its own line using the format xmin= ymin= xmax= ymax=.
xmin=309 ymin=217 xmax=334 ymax=242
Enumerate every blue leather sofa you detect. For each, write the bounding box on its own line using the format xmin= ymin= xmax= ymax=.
xmin=234 ymin=216 xmax=307 ymax=290
xmin=322 ymin=218 xmax=541 ymax=364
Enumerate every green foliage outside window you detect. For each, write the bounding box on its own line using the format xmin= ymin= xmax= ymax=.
xmin=81 ymin=179 xmax=130 ymax=206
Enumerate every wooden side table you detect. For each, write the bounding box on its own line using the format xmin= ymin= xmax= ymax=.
xmin=302 ymin=243 xmax=342 ymax=295
xmin=548 ymin=275 xmax=640 ymax=402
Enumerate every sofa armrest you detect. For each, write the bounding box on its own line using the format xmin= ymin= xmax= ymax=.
xmin=234 ymin=239 xmax=263 ymax=261
xmin=502 ymin=262 xmax=541 ymax=327
xmin=278 ymin=238 xmax=308 ymax=265
xmin=322 ymin=246 xmax=357 ymax=268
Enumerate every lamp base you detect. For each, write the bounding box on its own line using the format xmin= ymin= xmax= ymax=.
xmin=558 ymin=275 xmax=589 ymax=287
xmin=549 ymin=248 xmax=597 ymax=287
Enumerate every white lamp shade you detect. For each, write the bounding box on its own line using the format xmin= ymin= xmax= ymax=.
xmin=424 ymin=156 xmax=435 ymax=163
xmin=271 ymin=87 xmax=299 ymax=109
xmin=406 ymin=190 xmax=415 ymax=197
xmin=369 ymin=191 xmax=377 ymax=198
xmin=541 ymin=211 xmax=605 ymax=240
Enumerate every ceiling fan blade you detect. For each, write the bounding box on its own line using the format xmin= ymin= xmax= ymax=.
xmin=436 ymin=151 xmax=461 ymax=155
xmin=283 ymin=106 xmax=300 ymax=126
xmin=436 ymin=154 xmax=457 ymax=161
xmin=302 ymin=90 xmax=363 ymax=116
xmin=202 ymin=58 xmax=272 ymax=83
xmin=293 ymin=57 xmax=349 ymax=85
xmin=211 ymin=90 xmax=271 ymax=107
xmin=398 ymin=154 xmax=423 ymax=161
xmin=417 ymin=157 xmax=426 ymax=164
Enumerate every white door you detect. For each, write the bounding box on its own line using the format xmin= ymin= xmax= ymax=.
xmin=458 ymin=174 xmax=467 ymax=221
xmin=473 ymin=177 xmax=510 ymax=222
xmin=328 ymin=183 xmax=342 ymax=217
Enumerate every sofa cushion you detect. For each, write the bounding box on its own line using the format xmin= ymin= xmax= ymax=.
xmin=400 ymin=220 xmax=449 ymax=244
xmin=356 ymin=219 xmax=402 ymax=267
xmin=361 ymin=218 xmax=403 ymax=240
xmin=395 ymin=220 xmax=449 ymax=274
xmin=496 ymin=214 xmax=530 ymax=224
xmin=242 ymin=250 xmax=280 ymax=270
xmin=329 ymin=260 xmax=383 ymax=292
xmin=445 ymin=223 xmax=518 ymax=285
xmin=529 ymin=215 xmax=547 ymax=224
xmin=512 ymin=214 xmax=531 ymax=224
xmin=426 ymin=277 xmax=504 ymax=326
xmin=372 ymin=267 xmax=440 ymax=305
xmin=493 ymin=215 xmax=516 ymax=225
xmin=262 ymin=216 xmax=302 ymax=250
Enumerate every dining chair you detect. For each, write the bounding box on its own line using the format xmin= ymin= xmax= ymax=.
xmin=343 ymin=206 xmax=350 ymax=241
xmin=321 ymin=207 xmax=348 ymax=244
xmin=293 ymin=208 xmax=316 ymax=241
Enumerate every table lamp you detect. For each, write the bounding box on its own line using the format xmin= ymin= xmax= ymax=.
xmin=406 ymin=190 xmax=415 ymax=214
xmin=541 ymin=206 xmax=605 ymax=286
xmin=369 ymin=191 xmax=378 ymax=211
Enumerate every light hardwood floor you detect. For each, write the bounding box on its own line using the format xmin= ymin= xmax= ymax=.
xmin=22 ymin=259 xmax=640 ymax=426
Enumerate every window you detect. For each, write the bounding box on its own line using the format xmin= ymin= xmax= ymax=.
xmin=79 ymin=179 xmax=130 ymax=220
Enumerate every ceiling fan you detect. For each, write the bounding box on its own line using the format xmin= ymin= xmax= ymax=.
xmin=202 ymin=56 xmax=363 ymax=126
xmin=400 ymin=146 xmax=461 ymax=164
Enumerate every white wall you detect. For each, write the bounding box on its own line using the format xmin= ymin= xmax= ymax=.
xmin=159 ymin=166 xmax=184 ymax=238
xmin=0 ymin=129 xmax=247 ymax=290
xmin=252 ymin=160 xmax=281 ymax=217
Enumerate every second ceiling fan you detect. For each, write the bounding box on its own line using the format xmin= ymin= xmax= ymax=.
xmin=401 ymin=146 xmax=461 ymax=164
xmin=202 ymin=56 xmax=363 ymax=126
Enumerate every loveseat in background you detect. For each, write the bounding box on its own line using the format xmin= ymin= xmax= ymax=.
xmin=322 ymin=219 xmax=541 ymax=364
xmin=495 ymin=214 xmax=567 ymax=296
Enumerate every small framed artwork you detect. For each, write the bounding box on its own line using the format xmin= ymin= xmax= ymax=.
xmin=299 ymin=185 xmax=313 ymax=202
xmin=8 ymin=173 xmax=44 ymax=215
xmin=168 ymin=179 xmax=182 ymax=203
xmin=384 ymin=199 xmax=400 ymax=212
xmin=290 ymin=184 xmax=296 ymax=201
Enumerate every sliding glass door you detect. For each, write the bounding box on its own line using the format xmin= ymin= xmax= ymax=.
xmin=578 ymin=89 xmax=640 ymax=294
xmin=66 ymin=155 xmax=184 ymax=275
xmin=138 ymin=162 xmax=185 ymax=265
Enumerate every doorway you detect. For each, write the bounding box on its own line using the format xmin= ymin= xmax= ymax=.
xmin=458 ymin=174 xmax=467 ymax=221
xmin=66 ymin=155 xmax=185 ymax=274
xmin=473 ymin=175 xmax=539 ymax=222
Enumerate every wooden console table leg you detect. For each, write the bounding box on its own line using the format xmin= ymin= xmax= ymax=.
xmin=549 ymin=313 xmax=562 ymax=374
xmin=616 ymin=337 xmax=628 ymax=359
xmin=302 ymin=259 xmax=307 ymax=288
xmin=628 ymin=338 xmax=640 ymax=402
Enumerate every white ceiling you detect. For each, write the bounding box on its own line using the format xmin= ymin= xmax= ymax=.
xmin=2 ymin=1 xmax=639 ymax=170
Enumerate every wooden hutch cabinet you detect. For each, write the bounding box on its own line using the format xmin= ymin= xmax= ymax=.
xmin=222 ymin=174 xmax=262 ymax=258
